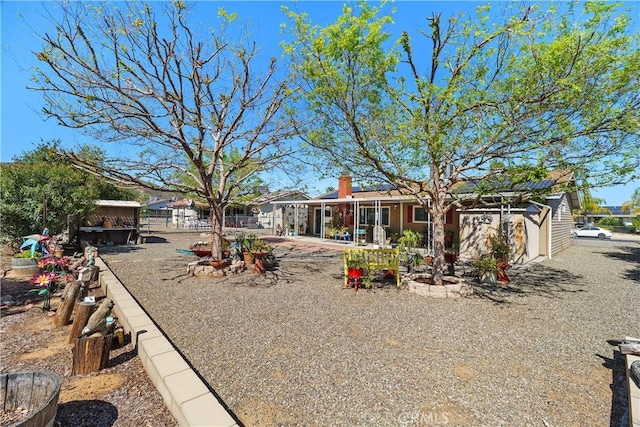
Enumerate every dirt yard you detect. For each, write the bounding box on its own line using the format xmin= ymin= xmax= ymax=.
xmin=0 ymin=245 xmax=177 ymax=427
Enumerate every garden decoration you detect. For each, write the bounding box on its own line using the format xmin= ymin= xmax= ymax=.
xmin=72 ymin=299 xmax=116 ymax=375
xmin=344 ymin=248 xmax=400 ymax=290
xmin=29 ymin=256 xmax=72 ymax=311
xmin=19 ymin=229 xmax=52 ymax=257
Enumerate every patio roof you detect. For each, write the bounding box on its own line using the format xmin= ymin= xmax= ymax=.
xmin=271 ymin=195 xmax=416 ymax=205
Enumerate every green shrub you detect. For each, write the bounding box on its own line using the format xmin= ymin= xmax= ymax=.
xmin=13 ymin=250 xmax=43 ymax=259
xmin=596 ymin=216 xmax=623 ymax=228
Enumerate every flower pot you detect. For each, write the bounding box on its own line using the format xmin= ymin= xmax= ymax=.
xmin=347 ymin=267 xmax=364 ymax=278
xmin=0 ymin=371 xmax=61 ymax=427
xmin=479 ymin=270 xmax=498 ymax=284
xmin=210 ymin=259 xmax=228 ymax=269
xmin=191 ymin=248 xmax=212 ymax=257
xmin=243 ymin=252 xmax=254 ymax=265
xmin=10 ymin=257 xmax=40 ymax=277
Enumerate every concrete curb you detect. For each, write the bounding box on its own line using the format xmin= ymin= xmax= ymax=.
xmin=626 ymin=337 xmax=640 ymax=427
xmin=96 ymin=257 xmax=239 ymax=427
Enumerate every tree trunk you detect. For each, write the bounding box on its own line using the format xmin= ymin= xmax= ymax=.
xmin=72 ymin=334 xmax=112 ymax=375
xmin=428 ymin=181 xmax=448 ymax=286
xmin=68 ymin=301 xmax=95 ymax=344
xmin=54 ymin=281 xmax=81 ymax=327
xmin=209 ymin=202 xmax=224 ymax=260
xmin=431 ymin=197 xmax=447 ymax=286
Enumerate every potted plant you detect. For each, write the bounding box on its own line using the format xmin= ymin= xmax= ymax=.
xmin=11 ymin=250 xmax=44 ymax=277
xmin=345 ymin=252 xmax=366 ymax=279
xmin=250 ymin=238 xmax=272 ymax=274
xmin=398 ymin=229 xmax=421 ymax=250
xmin=344 ymin=253 xmax=372 ymax=291
xmin=472 ymin=255 xmax=499 ymax=284
xmin=489 ymin=229 xmax=510 ymax=263
xmin=235 ymin=233 xmax=256 ymax=264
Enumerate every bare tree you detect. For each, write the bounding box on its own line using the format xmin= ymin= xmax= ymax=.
xmin=30 ymin=2 xmax=297 ymax=257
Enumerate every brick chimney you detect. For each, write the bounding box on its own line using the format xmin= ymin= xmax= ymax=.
xmin=338 ymin=175 xmax=352 ymax=199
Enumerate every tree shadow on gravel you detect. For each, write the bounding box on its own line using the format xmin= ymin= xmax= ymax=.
xmin=55 ymin=400 xmax=118 ymax=426
xmin=209 ymin=247 xmax=343 ymax=288
xmin=472 ymin=264 xmax=585 ymax=304
xmin=597 ymin=246 xmax=640 ymax=283
xmin=97 ymin=236 xmax=169 ymax=255
xmin=596 ymin=350 xmax=629 ymax=427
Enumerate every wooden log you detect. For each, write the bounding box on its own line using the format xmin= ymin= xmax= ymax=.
xmin=69 ymin=256 xmax=85 ymax=272
xmin=71 ymin=334 xmax=112 ymax=375
xmin=54 ymin=281 xmax=81 ymax=327
xmin=68 ymin=301 xmax=95 ymax=344
xmin=90 ymin=265 xmax=100 ymax=282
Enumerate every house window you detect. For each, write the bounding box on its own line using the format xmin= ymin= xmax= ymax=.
xmin=412 ymin=206 xmax=430 ymax=223
xmin=358 ymin=207 xmax=390 ymax=226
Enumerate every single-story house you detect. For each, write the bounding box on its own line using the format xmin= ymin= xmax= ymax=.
xmin=251 ymin=190 xmax=310 ymax=231
xmin=79 ymin=200 xmax=142 ymax=245
xmin=167 ymin=198 xmax=209 ymax=228
xmin=272 ymin=172 xmax=579 ymax=264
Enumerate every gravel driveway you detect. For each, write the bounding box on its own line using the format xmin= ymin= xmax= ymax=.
xmin=100 ymin=227 xmax=639 ymax=426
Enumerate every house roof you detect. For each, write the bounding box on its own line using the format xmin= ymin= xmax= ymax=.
xmin=253 ymin=190 xmax=310 ymax=204
xmin=96 ymin=200 xmax=141 ymax=208
xmin=317 ymin=184 xmax=396 ymax=199
xmin=295 ymin=169 xmax=578 ymax=208
xmin=453 ymin=170 xmax=574 ymax=195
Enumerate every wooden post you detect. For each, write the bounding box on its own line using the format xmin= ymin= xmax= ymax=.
xmin=72 ymin=334 xmax=112 ymax=375
xmin=68 ymin=301 xmax=95 ymax=344
xmin=54 ymin=281 xmax=81 ymax=327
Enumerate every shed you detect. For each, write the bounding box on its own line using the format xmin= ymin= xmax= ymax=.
xmin=79 ymin=200 xmax=141 ymax=245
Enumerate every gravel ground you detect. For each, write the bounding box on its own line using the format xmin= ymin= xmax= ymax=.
xmin=100 ymin=226 xmax=639 ymax=427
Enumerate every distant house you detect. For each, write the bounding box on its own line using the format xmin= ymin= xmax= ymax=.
xmin=145 ymin=198 xmax=177 ymax=219
xmin=274 ymin=172 xmax=579 ymax=263
xmin=167 ymin=198 xmax=209 ymax=228
xmin=584 ymin=205 xmax=635 ymax=227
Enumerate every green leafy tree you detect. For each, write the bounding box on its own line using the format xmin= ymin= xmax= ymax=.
xmin=283 ymin=1 xmax=640 ymax=284
xmin=573 ymin=188 xmax=611 ymax=221
xmin=622 ymin=188 xmax=640 ymax=215
xmin=30 ymin=2 xmax=297 ymax=258
xmin=0 ymin=143 xmax=135 ymax=246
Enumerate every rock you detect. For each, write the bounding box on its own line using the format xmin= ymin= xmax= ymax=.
xmin=228 ymin=260 xmax=244 ymax=274
xmin=619 ymin=342 xmax=640 ymax=356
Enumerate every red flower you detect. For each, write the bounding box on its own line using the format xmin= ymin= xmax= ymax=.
xmin=31 ymin=271 xmax=60 ymax=288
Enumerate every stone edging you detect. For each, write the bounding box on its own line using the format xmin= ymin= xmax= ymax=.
xmin=96 ymin=257 xmax=239 ymax=427
xmin=406 ymin=274 xmax=473 ymax=299
xmin=625 ymin=336 xmax=640 ymax=427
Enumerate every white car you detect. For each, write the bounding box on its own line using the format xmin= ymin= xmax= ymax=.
xmin=572 ymin=226 xmax=613 ymax=239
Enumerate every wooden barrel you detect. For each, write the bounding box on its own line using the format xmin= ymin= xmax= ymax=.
xmin=0 ymin=370 xmax=61 ymax=427
xmin=10 ymin=258 xmax=40 ymax=277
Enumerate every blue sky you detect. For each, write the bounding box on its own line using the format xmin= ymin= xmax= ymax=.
xmin=1 ymin=1 xmax=638 ymax=204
